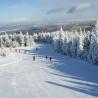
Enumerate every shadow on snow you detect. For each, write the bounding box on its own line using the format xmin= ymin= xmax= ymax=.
xmin=25 ymin=43 xmax=98 ymax=97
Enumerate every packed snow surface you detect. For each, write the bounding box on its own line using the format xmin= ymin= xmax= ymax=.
xmin=0 ymin=43 xmax=98 ymax=98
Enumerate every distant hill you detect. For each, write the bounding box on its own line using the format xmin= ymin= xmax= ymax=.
xmin=29 ymin=20 xmax=96 ymax=33
xmin=0 ymin=20 xmax=96 ymax=34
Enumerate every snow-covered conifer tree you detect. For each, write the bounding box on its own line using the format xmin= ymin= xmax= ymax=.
xmin=18 ymin=31 xmax=24 ymax=47
xmin=4 ymin=32 xmax=10 ymax=47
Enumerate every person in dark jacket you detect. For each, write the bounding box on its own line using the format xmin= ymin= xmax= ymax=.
xmin=49 ymin=57 xmax=52 ymax=62
xmin=45 ymin=56 xmax=48 ymax=60
xmin=33 ymin=56 xmax=35 ymax=61
xmin=19 ymin=49 xmax=20 ymax=53
xmin=36 ymin=48 xmax=38 ymax=51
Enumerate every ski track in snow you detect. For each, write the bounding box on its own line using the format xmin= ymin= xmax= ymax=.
xmin=0 ymin=43 xmax=98 ymax=98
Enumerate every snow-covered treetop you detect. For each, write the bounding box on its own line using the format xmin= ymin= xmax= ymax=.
xmin=26 ymin=32 xmax=29 ymax=38
xmin=60 ymin=26 xmax=64 ymax=32
xmin=95 ymin=19 xmax=98 ymax=31
xmin=19 ymin=31 xmax=24 ymax=37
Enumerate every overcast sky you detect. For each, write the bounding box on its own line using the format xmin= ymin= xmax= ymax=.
xmin=0 ymin=0 xmax=98 ymax=25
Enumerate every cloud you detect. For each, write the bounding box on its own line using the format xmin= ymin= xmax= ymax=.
xmin=46 ymin=3 xmax=96 ymax=14
xmin=10 ymin=3 xmax=32 ymax=9
xmin=46 ymin=8 xmax=66 ymax=14
xmin=68 ymin=3 xmax=95 ymax=13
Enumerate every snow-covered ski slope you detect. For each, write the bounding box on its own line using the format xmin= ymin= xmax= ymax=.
xmin=0 ymin=43 xmax=98 ymax=98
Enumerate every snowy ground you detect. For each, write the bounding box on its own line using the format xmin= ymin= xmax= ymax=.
xmin=0 ymin=43 xmax=98 ymax=98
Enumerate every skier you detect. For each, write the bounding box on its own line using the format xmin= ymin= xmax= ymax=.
xmin=10 ymin=48 xmax=11 ymax=51
xmin=15 ymin=49 xmax=17 ymax=52
xmin=45 ymin=56 xmax=48 ymax=60
xmin=19 ymin=49 xmax=20 ymax=53
xmin=36 ymin=48 xmax=38 ymax=51
xmin=33 ymin=56 xmax=35 ymax=61
xmin=49 ymin=57 xmax=52 ymax=62
xmin=24 ymin=50 xmax=26 ymax=54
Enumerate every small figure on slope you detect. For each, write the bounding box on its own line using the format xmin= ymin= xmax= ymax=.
xmin=49 ymin=57 xmax=52 ymax=62
xmin=33 ymin=56 xmax=36 ymax=61
xmin=45 ymin=56 xmax=48 ymax=60
xmin=36 ymin=48 xmax=38 ymax=51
